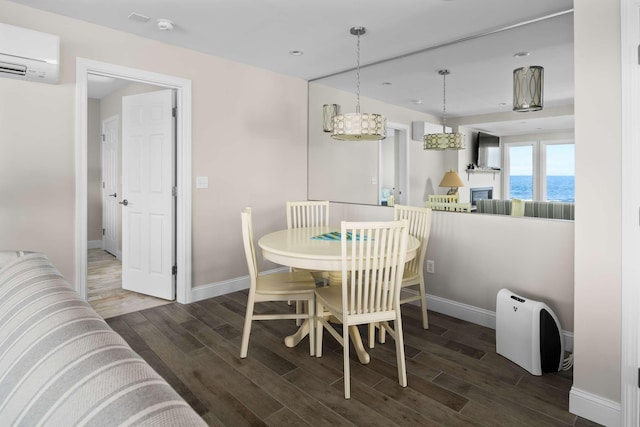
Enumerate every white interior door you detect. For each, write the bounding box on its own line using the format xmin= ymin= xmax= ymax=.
xmin=121 ymin=89 xmax=176 ymax=300
xmin=101 ymin=115 xmax=119 ymax=257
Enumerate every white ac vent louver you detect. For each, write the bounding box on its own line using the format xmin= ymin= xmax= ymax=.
xmin=0 ymin=23 xmax=60 ymax=84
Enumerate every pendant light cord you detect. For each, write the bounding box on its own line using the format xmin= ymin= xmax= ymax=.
xmin=441 ymin=70 xmax=447 ymax=133
xmin=355 ymin=32 xmax=361 ymax=114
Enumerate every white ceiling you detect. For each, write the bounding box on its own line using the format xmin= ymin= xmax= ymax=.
xmin=10 ymin=0 xmax=574 ymax=135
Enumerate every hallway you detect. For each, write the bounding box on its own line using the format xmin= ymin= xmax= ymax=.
xmin=88 ymin=248 xmax=172 ymax=318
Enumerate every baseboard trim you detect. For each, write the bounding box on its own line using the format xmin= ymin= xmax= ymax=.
xmin=569 ymin=387 xmax=621 ymax=427
xmin=190 ymin=282 xmax=574 ymax=351
xmin=190 ymin=267 xmax=288 ymax=303
xmin=425 ymin=294 xmax=574 ymax=352
xmin=191 ymin=276 xmax=249 ymax=303
xmin=426 ymin=294 xmax=496 ymax=329
xmin=87 ymin=242 xmax=121 ymax=260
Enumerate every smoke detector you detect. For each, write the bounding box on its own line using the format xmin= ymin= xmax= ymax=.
xmin=157 ymin=19 xmax=174 ymax=31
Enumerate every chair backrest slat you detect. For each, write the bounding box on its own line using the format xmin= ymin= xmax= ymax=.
xmin=286 ymin=201 xmax=330 ymax=229
xmin=394 ymin=205 xmax=432 ymax=278
xmin=341 ymin=220 xmax=409 ymax=316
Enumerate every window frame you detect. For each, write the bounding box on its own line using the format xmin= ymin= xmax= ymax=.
xmin=502 ymin=138 xmax=574 ymax=202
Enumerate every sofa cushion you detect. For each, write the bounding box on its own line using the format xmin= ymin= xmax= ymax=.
xmin=476 ymin=199 xmax=512 ymax=215
xmin=525 ymin=200 xmax=575 ymax=220
xmin=476 ymin=199 xmax=574 ymax=220
xmin=0 ymin=253 xmax=206 ymax=426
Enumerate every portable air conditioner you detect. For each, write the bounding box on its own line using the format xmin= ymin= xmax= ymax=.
xmin=0 ymin=23 xmax=60 ymax=84
xmin=495 ymin=288 xmax=564 ymax=376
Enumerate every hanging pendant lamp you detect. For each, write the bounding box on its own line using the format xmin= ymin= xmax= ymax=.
xmin=424 ymin=69 xmax=465 ymax=150
xmin=331 ymin=27 xmax=386 ymax=141
xmin=513 ymin=65 xmax=543 ymax=112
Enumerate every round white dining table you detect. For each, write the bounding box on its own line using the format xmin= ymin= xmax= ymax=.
xmin=258 ymin=225 xmax=420 ymax=364
xmin=258 ymin=226 xmax=420 ymax=272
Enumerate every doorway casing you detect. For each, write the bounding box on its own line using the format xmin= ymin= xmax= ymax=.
xmin=75 ymin=58 xmax=192 ymax=304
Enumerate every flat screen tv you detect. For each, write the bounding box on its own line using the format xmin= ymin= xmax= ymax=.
xmin=475 ymin=131 xmax=501 ymax=169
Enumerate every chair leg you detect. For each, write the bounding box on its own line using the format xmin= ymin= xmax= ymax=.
xmin=308 ymin=296 xmax=315 ymax=357
xmin=368 ymin=322 xmax=386 ymax=347
xmin=368 ymin=323 xmax=376 ymax=349
xmin=394 ymin=312 xmax=407 ymax=388
xmin=417 ymin=278 xmax=429 ymax=329
xmin=379 ymin=323 xmax=387 ymax=344
xmin=295 ymin=301 xmax=303 ymax=326
xmin=240 ymin=294 xmax=256 ymax=358
xmin=343 ymin=323 xmax=351 ymax=399
xmin=315 ymin=300 xmax=324 ymax=358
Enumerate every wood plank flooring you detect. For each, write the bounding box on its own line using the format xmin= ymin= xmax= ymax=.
xmin=88 ymin=248 xmax=172 ymax=318
xmin=106 ymin=291 xmax=602 ymax=427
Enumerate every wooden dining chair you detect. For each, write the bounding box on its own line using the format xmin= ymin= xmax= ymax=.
xmin=286 ymin=200 xmax=330 ymax=323
xmin=315 ymin=220 xmax=410 ymax=399
xmin=239 ymin=208 xmax=316 ymax=358
xmin=395 ymin=205 xmax=432 ymax=326
xmin=369 ymin=205 xmax=433 ymax=348
xmin=286 ymin=200 xmax=330 ymax=229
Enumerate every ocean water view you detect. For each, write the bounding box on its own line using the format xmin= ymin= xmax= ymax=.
xmin=510 ymin=175 xmax=575 ymax=202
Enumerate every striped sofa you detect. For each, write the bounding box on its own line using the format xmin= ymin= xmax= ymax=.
xmin=0 ymin=251 xmax=206 ymax=426
xmin=475 ymin=199 xmax=575 ymax=220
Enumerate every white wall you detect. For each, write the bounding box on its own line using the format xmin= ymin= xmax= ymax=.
xmin=572 ymin=0 xmax=622 ymax=417
xmin=0 ymin=0 xmax=308 ymax=286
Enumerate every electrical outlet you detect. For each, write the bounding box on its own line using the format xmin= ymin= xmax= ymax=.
xmin=426 ymin=260 xmax=435 ymax=274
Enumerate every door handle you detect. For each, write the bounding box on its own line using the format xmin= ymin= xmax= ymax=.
xmin=119 ymin=199 xmax=129 ymax=206
xmin=108 ymin=193 xmax=117 ymax=197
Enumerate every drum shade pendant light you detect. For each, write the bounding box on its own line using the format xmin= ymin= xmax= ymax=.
xmin=424 ymin=70 xmax=465 ymax=150
xmin=331 ymin=27 xmax=386 ymax=141
xmin=513 ymin=66 xmax=543 ymax=112
xmin=323 ymin=104 xmax=339 ymax=132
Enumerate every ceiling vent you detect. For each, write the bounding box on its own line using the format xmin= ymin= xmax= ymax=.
xmin=0 ymin=23 xmax=60 ymax=84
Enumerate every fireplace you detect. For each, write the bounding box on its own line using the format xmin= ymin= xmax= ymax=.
xmin=470 ymin=187 xmax=493 ymax=206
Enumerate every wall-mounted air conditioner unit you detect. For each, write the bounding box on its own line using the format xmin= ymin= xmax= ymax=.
xmin=0 ymin=23 xmax=60 ymax=84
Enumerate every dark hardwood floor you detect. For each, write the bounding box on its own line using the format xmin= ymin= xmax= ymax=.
xmin=106 ymin=291 xmax=601 ymax=427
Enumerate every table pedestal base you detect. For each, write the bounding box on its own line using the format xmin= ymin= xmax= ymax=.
xmin=284 ymin=320 xmax=370 ymax=364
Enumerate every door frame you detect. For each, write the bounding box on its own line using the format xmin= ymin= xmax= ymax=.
xmin=379 ymin=121 xmax=410 ymax=205
xmin=75 ymin=58 xmax=192 ymax=304
xmin=621 ymin=0 xmax=640 ymax=424
xmin=101 ymin=114 xmax=120 ymax=259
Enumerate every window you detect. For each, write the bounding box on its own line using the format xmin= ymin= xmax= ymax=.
xmin=503 ymin=140 xmax=574 ymax=202
xmin=544 ymin=143 xmax=575 ymax=202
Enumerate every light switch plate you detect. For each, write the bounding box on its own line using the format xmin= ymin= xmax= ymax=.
xmin=195 ymin=176 xmax=209 ymax=189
